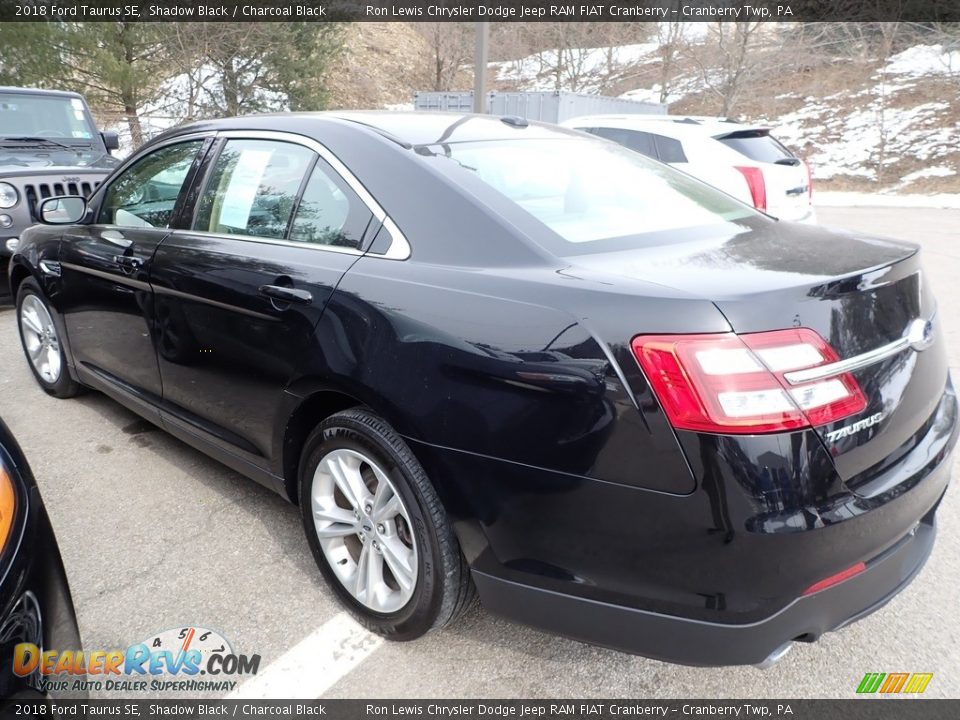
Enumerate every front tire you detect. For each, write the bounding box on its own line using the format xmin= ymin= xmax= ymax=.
xmin=16 ymin=279 xmax=80 ymax=398
xmin=299 ymin=407 xmax=474 ymax=640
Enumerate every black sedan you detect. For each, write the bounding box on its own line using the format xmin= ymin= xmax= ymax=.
xmin=7 ymin=113 xmax=956 ymax=666
xmin=0 ymin=417 xmax=83 ymax=699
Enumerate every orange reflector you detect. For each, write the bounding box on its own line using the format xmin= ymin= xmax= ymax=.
xmin=0 ymin=466 xmax=16 ymax=552
xmin=802 ymin=561 xmax=866 ymax=596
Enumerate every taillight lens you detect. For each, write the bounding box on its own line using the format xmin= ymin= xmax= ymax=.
xmin=803 ymin=159 xmax=813 ymax=200
xmin=0 ymin=465 xmax=16 ymax=552
xmin=631 ymin=329 xmax=867 ymax=434
xmin=734 ymin=166 xmax=767 ymax=211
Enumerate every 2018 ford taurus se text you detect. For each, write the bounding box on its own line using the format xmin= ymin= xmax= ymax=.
xmin=7 ymin=113 xmax=956 ymax=667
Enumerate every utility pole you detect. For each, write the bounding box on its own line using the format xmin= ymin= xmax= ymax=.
xmin=473 ymin=21 xmax=490 ymax=114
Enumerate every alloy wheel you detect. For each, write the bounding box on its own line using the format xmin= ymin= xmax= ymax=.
xmin=310 ymin=447 xmax=418 ymax=613
xmin=19 ymin=295 xmax=62 ymax=384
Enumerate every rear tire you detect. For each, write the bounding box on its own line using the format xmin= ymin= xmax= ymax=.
xmin=16 ymin=279 xmax=80 ymax=399
xmin=299 ymin=407 xmax=475 ymax=640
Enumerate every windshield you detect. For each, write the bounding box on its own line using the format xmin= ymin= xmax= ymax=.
xmin=0 ymin=92 xmax=97 ymax=142
xmin=434 ymin=137 xmax=757 ymax=248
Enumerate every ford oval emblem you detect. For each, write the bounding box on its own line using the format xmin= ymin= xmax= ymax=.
xmin=906 ymin=318 xmax=935 ymax=352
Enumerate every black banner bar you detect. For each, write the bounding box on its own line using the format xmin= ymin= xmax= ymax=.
xmin=2 ymin=700 xmax=960 ymax=720
xmin=2 ymin=0 xmax=960 ymax=23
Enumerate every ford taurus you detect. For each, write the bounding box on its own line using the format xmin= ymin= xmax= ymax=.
xmin=7 ymin=113 xmax=956 ymax=666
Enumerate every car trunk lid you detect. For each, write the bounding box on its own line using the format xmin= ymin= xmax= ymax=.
xmin=572 ymin=220 xmax=948 ymax=492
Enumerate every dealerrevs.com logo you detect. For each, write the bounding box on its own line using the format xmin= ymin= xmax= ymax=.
xmin=14 ymin=626 xmax=260 ymax=694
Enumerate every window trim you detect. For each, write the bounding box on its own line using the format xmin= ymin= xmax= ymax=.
xmin=177 ymin=129 xmax=409 ymax=260
xmin=91 ymin=131 xmax=214 ymax=230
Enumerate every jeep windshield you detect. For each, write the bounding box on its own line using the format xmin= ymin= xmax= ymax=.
xmin=0 ymin=91 xmax=99 ymax=145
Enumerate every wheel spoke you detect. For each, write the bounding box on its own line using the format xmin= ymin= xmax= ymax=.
xmin=325 ymin=454 xmax=369 ymax=511
xmin=27 ymin=341 xmax=43 ymax=361
xmin=380 ymin=537 xmax=415 ymax=592
xmin=354 ymin=542 xmax=372 ymax=599
xmin=366 ymin=545 xmax=385 ymax=608
xmin=313 ymin=506 xmax=359 ymax=538
xmin=21 ymin=310 xmax=43 ymax=335
xmin=371 ymin=480 xmax=401 ymax=522
xmin=46 ymin=347 xmax=60 ymax=379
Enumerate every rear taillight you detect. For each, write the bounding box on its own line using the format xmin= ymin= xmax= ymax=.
xmin=631 ymin=328 xmax=867 ymax=434
xmin=803 ymin=159 xmax=813 ymax=200
xmin=734 ymin=166 xmax=767 ymax=211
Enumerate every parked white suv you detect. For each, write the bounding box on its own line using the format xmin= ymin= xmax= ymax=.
xmin=561 ymin=115 xmax=815 ymax=224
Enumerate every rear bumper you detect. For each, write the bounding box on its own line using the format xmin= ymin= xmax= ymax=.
xmin=473 ymin=491 xmax=941 ymax=666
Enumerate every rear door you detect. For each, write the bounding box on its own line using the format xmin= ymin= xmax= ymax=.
xmin=148 ymin=132 xmax=376 ymax=475
xmin=58 ymin=136 xmax=210 ymax=412
xmin=714 ymin=129 xmax=812 ymax=221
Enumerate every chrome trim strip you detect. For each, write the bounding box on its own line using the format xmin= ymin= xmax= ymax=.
xmin=167 ymin=229 xmax=365 ymax=256
xmin=153 ymin=284 xmax=277 ymax=322
xmin=213 ymin=129 xmax=411 ymax=261
xmin=60 ymin=261 xmax=150 ymax=292
xmin=784 ymin=337 xmax=911 ymax=385
xmin=782 ymin=314 xmax=937 ymax=386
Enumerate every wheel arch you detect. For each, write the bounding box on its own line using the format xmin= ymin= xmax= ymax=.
xmin=279 ymin=384 xmax=427 ymax=506
xmin=8 ymin=259 xmax=31 ymax=301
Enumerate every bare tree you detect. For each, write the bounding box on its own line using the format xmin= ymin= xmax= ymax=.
xmin=416 ymin=23 xmax=472 ymax=91
xmin=655 ymin=17 xmax=689 ymax=105
xmin=691 ymin=21 xmax=766 ymax=117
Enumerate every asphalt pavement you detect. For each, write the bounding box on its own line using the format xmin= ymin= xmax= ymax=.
xmin=0 ymin=206 xmax=957 ymax=699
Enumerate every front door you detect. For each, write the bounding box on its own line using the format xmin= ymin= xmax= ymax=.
xmin=148 ymin=136 xmax=375 ymax=474
xmin=58 ymin=138 xmax=209 ymax=410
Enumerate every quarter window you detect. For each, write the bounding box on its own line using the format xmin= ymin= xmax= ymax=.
xmin=99 ymin=140 xmax=203 ymax=228
xmin=194 ymin=139 xmax=314 ymax=240
xmin=289 ymin=159 xmax=373 ymax=249
xmin=588 ymin=127 xmax=657 ymax=160
xmin=653 ymin=134 xmax=688 ymax=163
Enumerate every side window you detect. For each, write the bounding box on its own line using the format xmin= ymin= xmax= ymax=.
xmin=194 ymin=139 xmax=313 ymax=240
xmin=99 ymin=141 xmax=203 ymax=228
xmin=589 ymin=127 xmax=657 ymax=160
xmin=653 ymin=134 xmax=688 ymax=163
xmin=289 ymin=159 xmax=373 ymax=249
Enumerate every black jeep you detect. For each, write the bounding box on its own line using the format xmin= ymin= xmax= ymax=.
xmin=1 ymin=87 xmax=120 ymax=299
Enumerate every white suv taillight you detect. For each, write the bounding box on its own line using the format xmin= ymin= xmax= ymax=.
xmin=631 ymin=329 xmax=867 ymax=434
xmin=734 ymin=166 xmax=767 ymax=211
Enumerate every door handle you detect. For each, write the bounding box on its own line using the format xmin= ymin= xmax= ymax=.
xmin=258 ymin=284 xmax=313 ymax=305
xmin=113 ymin=255 xmax=142 ymax=271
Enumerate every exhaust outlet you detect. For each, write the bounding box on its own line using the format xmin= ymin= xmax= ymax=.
xmin=754 ymin=642 xmax=793 ymax=669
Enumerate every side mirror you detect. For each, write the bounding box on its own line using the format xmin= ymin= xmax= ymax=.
xmin=39 ymin=196 xmax=87 ymax=225
xmin=101 ymin=130 xmax=120 ymax=152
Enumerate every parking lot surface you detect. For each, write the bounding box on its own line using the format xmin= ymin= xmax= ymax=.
xmin=1 ymin=206 xmax=958 ymax=698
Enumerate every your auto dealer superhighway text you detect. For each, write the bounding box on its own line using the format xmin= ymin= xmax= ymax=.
xmin=366 ymin=705 xmax=780 ymax=717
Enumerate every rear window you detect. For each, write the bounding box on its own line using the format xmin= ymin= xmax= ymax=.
xmin=434 ymin=137 xmax=755 ymax=247
xmin=717 ymin=132 xmax=794 ymax=163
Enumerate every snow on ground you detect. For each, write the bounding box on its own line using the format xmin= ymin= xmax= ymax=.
xmin=886 ymin=44 xmax=960 ymax=78
xmin=758 ymin=50 xmax=959 ymax=186
xmin=494 ymin=42 xmax=660 ymax=93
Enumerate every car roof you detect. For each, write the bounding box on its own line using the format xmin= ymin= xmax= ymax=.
xmin=563 ymin=114 xmax=770 ymax=138
xmin=0 ymin=86 xmax=86 ymax=99
xmin=165 ymin=111 xmax=584 ymax=149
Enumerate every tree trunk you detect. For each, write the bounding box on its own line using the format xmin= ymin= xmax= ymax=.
xmin=124 ymin=98 xmax=144 ymax=146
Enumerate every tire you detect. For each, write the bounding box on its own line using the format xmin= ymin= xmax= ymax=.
xmin=16 ymin=278 xmax=81 ymax=399
xmin=299 ymin=407 xmax=475 ymax=640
